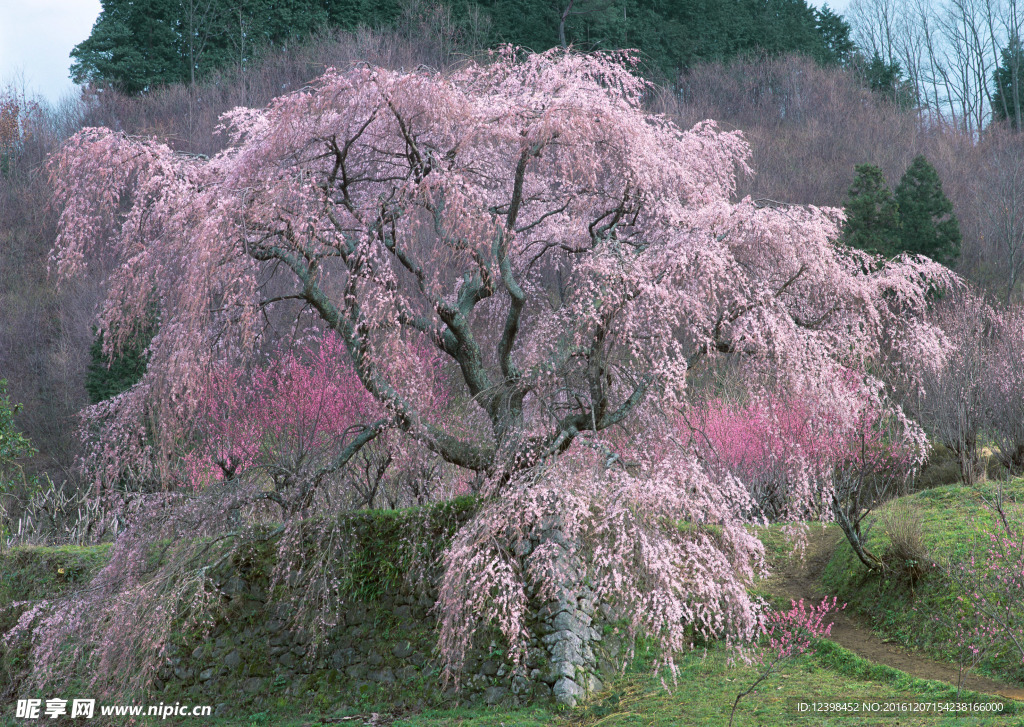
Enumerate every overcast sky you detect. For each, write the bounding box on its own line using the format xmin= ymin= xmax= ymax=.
xmin=0 ymin=0 xmax=101 ymax=103
xmin=3 ymin=0 xmax=853 ymax=104
xmin=812 ymin=0 xmax=853 ymax=13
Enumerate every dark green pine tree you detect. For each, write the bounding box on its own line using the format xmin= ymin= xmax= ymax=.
xmin=814 ymin=3 xmax=854 ymax=66
xmin=71 ymin=0 xmax=344 ymax=93
xmin=476 ymin=0 xmax=852 ymax=82
xmin=0 ymin=380 xmax=35 ymax=474
xmin=861 ymin=52 xmax=916 ymax=108
xmin=741 ymin=0 xmax=827 ymax=59
xmin=324 ymin=0 xmax=403 ymax=33
xmin=85 ymin=323 xmax=156 ymax=404
xmin=992 ymin=35 xmax=1024 ymax=129
xmin=71 ymin=0 xmax=186 ymax=94
xmin=894 ymin=155 xmax=961 ymax=267
xmin=841 ymin=164 xmax=901 ymax=257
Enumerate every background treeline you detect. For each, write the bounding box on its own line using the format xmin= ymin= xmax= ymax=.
xmin=848 ymin=0 xmax=1024 ymax=136
xmin=2 ymin=0 xmax=1023 ymax=505
xmin=69 ymin=0 xmax=853 ymax=92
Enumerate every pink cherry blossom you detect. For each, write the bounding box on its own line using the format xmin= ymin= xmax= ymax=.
xmin=41 ymin=48 xmax=957 ymax=690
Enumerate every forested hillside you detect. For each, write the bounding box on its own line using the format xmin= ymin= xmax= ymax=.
xmin=69 ymin=0 xmax=851 ymax=91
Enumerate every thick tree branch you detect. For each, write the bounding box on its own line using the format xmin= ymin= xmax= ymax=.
xmin=253 ymin=236 xmax=495 ymax=471
xmin=496 ymin=144 xmax=543 ymax=383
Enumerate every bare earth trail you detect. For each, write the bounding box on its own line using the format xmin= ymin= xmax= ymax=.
xmin=767 ymin=527 xmax=1024 ymax=703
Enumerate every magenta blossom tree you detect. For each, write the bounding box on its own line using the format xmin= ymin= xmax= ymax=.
xmin=181 ymin=332 xmax=460 ymax=512
xmin=689 ymin=382 xmax=917 ymax=521
xmin=182 ymin=334 xmax=382 ymax=490
xmin=45 ymin=48 xmax=955 ymax=689
xmin=688 ymin=381 xmax=919 ymax=570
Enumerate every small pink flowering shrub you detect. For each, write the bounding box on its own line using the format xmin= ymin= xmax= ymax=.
xmin=762 ymin=596 xmax=843 ymax=657
xmin=729 ymin=597 xmax=844 ymax=727
xmin=943 ymin=523 xmax=1024 ymax=680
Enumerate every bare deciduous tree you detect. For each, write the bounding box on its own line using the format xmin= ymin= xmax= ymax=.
xmin=849 ymin=0 xmax=1024 ymax=133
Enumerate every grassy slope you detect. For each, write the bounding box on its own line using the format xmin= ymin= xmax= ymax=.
xmin=6 ymin=643 xmax=1017 ymax=726
xmin=0 ymin=543 xmax=111 ymax=602
xmin=823 ymin=477 xmax=1024 ymax=685
xmin=5 ymin=485 xmax=1024 ymax=726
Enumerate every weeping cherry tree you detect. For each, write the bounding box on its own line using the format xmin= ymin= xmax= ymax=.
xmin=37 ymin=48 xmax=954 ymax=693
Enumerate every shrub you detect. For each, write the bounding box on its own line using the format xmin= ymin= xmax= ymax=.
xmin=911 ymin=444 xmax=962 ymax=491
xmin=1 ymin=380 xmax=38 ymax=545
xmin=983 ymin=305 xmax=1024 ymax=475
xmin=729 ymin=597 xmax=845 ymax=727
xmin=178 ymin=332 xmax=464 ymax=512
xmin=940 ymin=504 xmax=1024 ymax=683
xmin=880 ymin=500 xmax=930 ymax=582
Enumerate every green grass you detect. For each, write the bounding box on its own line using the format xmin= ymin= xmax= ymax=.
xmin=112 ymin=640 xmax=1020 ymax=727
xmin=4 ymin=639 xmax=1019 ymax=727
xmin=566 ymin=644 xmax=1020 ymax=727
xmin=0 ymin=542 xmax=112 ymax=602
xmin=754 ymin=525 xmax=797 ymax=562
xmin=823 ymin=476 xmax=1024 ymax=685
xmin=6 ymin=487 xmax=1024 ymax=726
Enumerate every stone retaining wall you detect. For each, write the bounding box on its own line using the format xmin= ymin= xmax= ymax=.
xmin=156 ymin=549 xmax=614 ymax=715
xmin=0 ymin=504 xmax=622 ymax=715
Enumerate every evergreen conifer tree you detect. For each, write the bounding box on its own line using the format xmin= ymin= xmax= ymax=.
xmin=70 ymin=0 xmax=185 ymax=94
xmin=841 ymin=163 xmax=901 ymax=257
xmin=85 ymin=324 xmax=156 ymax=404
xmin=860 ymin=52 xmax=915 ymax=108
xmin=894 ymin=155 xmax=961 ymax=267
xmin=993 ymin=35 xmax=1024 ymax=129
xmin=815 ymin=4 xmax=854 ymax=66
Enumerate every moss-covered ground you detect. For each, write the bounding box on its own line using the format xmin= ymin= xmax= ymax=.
xmin=4 ymin=482 xmax=1024 ymax=725
xmin=0 ymin=543 xmax=111 ymax=602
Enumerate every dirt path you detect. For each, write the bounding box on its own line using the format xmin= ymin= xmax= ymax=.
xmin=767 ymin=527 xmax=1024 ymax=703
